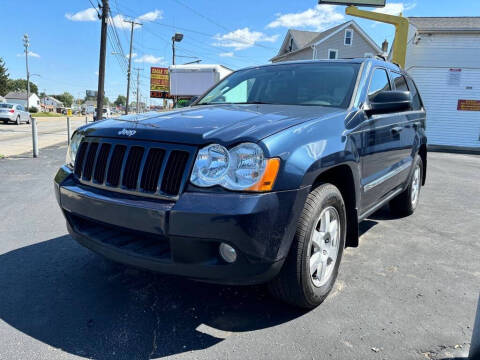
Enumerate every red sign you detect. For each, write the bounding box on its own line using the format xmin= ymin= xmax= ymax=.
xmin=150 ymin=91 xmax=173 ymax=99
xmin=457 ymin=99 xmax=480 ymax=111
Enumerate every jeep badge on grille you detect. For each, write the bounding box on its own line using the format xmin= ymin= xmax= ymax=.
xmin=118 ymin=129 xmax=136 ymax=137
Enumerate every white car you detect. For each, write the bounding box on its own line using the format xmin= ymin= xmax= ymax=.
xmin=0 ymin=103 xmax=31 ymax=125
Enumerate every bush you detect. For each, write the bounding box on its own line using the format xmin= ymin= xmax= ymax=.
xmin=28 ymin=106 xmax=38 ymax=113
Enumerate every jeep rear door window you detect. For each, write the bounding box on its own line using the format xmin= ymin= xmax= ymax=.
xmin=406 ymin=77 xmax=423 ymax=111
xmin=391 ymin=72 xmax=409 ymax=92
xmin=197 ymin=63 xmax=360 ymax=108
xmin=368 ymin=68 xmax=391 ymax=100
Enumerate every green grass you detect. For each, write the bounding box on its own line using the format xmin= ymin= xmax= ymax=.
xmin=31 ymin=112 xmax=63 ymax=117
xmin=0 ymin=154 xmax=5 ymax=159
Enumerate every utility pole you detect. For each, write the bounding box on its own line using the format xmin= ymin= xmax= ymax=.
xmin=23 ymin=34 xmax=30 ymax=111
xmin=134 ymin=68 xmax=143 ymax=113
xmin=96 ymin=0 xmax=109 ymax=121
xmin=124 ymin=19 xmax=142 ymax=115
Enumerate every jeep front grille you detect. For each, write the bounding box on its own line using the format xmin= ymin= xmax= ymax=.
xmin=73 ymin=138 xmax=195 ymax=199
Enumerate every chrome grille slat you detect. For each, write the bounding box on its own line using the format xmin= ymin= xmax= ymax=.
xmin=74 ymin=139 xmax=193 ymax=199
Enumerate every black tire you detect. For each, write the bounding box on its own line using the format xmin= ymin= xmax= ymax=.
xmin=16 ymin=116 xmax=20 ymax=125
xmin=389 ymin=155 xmax=423 ymax=217
xmin=27 ymin=116 xmax=31 ymax=124
xmin=268 ymin=183 xmax=346 ymax=309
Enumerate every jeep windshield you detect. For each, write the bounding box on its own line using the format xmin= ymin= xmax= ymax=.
xmin=196 ymin=62 xmax=360 ymax=108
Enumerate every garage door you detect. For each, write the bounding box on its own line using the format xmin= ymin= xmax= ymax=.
xmin=409 ymin=67 xmax=480 ymax=149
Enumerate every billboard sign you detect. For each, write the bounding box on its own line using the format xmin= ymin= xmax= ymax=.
xmin=150 ymin=67 xmax=169 ymax=96
xmin=318 ymin=0 xmax=386 ymax=7
xmin=86 ymin=90 xmax=98 ymax=98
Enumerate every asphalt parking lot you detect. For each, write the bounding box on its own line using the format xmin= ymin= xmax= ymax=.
xmin=0 ymin=146 xmax=478 ymax=360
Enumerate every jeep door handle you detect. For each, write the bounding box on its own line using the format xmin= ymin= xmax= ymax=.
xmin=391 ymin=126 xmax=403 ymax=134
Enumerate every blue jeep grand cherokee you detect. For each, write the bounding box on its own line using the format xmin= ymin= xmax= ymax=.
xmin=54 ymin=59 xmax=427 ymax=308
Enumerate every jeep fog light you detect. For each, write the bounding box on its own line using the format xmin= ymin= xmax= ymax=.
xmin=219 ymin=243 xmax=237 ymax=263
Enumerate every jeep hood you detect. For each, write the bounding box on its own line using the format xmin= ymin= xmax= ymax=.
xmin=81 ymin=104 xmax=345 ymax=146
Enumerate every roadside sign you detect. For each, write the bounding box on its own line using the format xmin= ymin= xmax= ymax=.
xmin=318 ymin=0 xmax=386 ymax=7
xmin=86 ymin=90 xmax=98 ymax=97
xmin=457 ymin=99 xmax=480 ymax=111
xmin=150 ymin=91 xmax=173 ymax=99
xmin=150 ymin=67 xmax=170 ymax=97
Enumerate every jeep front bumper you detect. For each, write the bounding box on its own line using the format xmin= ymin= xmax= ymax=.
xmin=55 ymin=166 xmax=309 ymax=285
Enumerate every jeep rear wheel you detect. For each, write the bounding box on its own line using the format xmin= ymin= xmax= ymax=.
xmin=268 ymin=183 xmax=346 ymax=309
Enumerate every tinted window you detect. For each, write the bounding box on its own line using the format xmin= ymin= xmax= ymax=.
xmin=368 ymin=68 xmax=391 ymax=99
xmin=197 ymin=63 xmax=360 ymax=108
xmin=406 ymin=77 xmax=423 ymax=111
xmin=17 ymin=105 xmax=23 ymax=111
xmin=0 ymin=104 xmax=13 ymax=109
xmin=391 ymin=72 xmax=409 ymax=91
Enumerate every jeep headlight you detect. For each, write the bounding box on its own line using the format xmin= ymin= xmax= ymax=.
xmin=190 ymin=143 xmax=280 ymax=192
xmin=66 ymin=132 xmax=84 ymax=167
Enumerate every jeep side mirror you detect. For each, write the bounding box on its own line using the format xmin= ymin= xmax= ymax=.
xmin=367 ymin=91 xmax=412 ymax=115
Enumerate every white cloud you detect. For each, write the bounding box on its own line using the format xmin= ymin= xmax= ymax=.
xmin=214 ymin=28 xmax=279 ymax=51
xmin=373 ymin=2 xmax=416 ymax=15
xmin=136 ymin=9 xmax=162 ymax=22
xmin=267 ymin=5 xmax=344 ymax=31
xmin=65 ymin=8 xmax=162 ymax=30
xmin=134 ymin=55 xmax=165 ymax=64
xmin=65 ymin=8 xmax=98 ymax=22
xmin=17 ymin=51 xmax=40 ymax=58
xmin=110 ymin=14 xmax=139 ymax=30
xmin=126 ymin=52 xmax=138 ymax=59
xmin=219 ymin=52 xmax=234 ymax=57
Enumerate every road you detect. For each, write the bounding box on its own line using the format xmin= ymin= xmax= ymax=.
xmin=0 ymin=147 xmax=478 ymax=360
xmin=0 ymin=116 xmax=91 ymax=157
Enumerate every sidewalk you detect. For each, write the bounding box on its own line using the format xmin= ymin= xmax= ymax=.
xmin=0 ymin=116 xmax=92 ymax=157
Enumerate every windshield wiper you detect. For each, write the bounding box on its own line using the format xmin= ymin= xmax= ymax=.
xmin=232 ymin=101 xmax=274 ymax=105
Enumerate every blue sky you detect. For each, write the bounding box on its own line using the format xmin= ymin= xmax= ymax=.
xmin=3 ymin=0 xmax=480 ymax=105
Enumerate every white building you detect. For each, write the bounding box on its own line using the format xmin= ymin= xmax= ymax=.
xmin=4 ymin=91 xmax=41 ymax=109
xmin=41 ymin=95 xmax=64 ymax=112
xmin=404 ymin=17 xmax=480 ymax=150
xmin=270 ymin=21 xmax=382 ymax=63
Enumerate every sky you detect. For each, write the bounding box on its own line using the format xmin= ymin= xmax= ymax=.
xmin=3 ymin=0 xmax=480 ymax=106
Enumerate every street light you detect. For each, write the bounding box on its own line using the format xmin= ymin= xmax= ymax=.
xmin=171 ymin=33 xmax=184 ymax=65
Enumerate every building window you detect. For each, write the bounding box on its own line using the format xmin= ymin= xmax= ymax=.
xmin=344 ymin=29 xmax=353 ymax=46
xmin=288 ymin=38 xmax=294 ymax=52
xmin=328 ymin=49 xmax=338 ymax=60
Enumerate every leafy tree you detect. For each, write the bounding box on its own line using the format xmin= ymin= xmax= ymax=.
xmin=0 ymin=58 xmax=8 ymax=96
xmin=53 ymin=92 xmax=74 ymax=107
xmin=103 ymin=97 xmax=110 ymax=106
xmin=6 ymin=79 xmax=38 ymax=95
xmin=114 ymin=95 xmax=126 ymax=107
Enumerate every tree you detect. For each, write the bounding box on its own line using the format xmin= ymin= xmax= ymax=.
xmin=0 ymin=58 xmax=8 ymax=96
xmin=114 ymin=95 xmax=126 ymax=107
xmin=6 ymin=79 xmax=38 ymax=95
xmin=103 ymin=96 xmax=110 ymax=106
xmin=53 ymin=92 xmax=74 ymax=107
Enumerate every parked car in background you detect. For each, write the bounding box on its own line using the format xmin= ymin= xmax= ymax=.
xmin=54 ymin=58 xmax=427 ymax=308
xmin=93 ymin=108 xmax=112 ymax=121
xmin=0 ymin=103 xmax=31 ymax=125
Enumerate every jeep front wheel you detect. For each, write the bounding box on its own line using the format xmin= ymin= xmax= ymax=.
xmin=268 ymin=183 xmax=346 ymax=309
